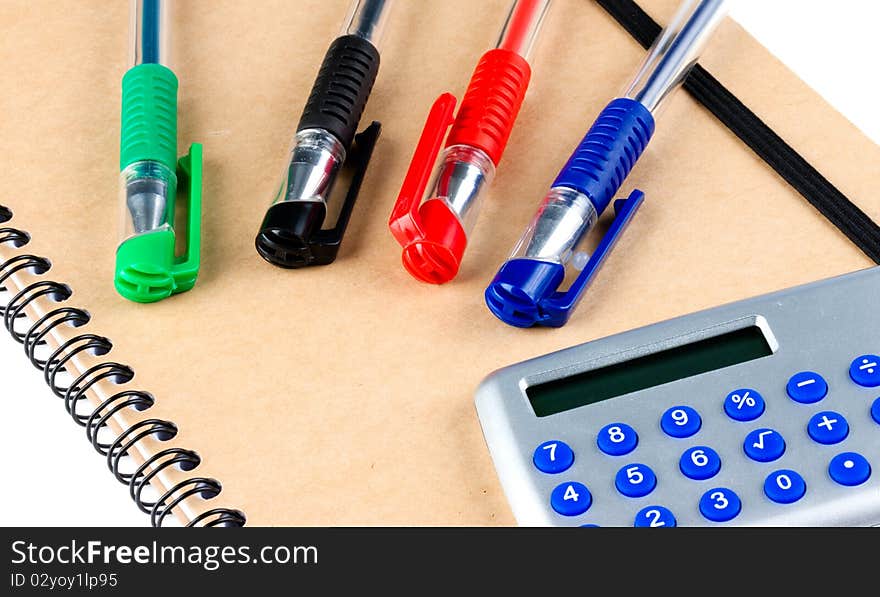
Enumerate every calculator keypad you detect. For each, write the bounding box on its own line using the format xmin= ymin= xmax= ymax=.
xmin=530 ymin=354 xmax=879 ymax=525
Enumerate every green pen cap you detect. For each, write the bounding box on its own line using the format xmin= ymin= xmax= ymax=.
xmin=115 ymin=61 xmax=202 ymax=304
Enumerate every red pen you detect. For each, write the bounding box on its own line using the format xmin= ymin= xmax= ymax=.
xmin=389 ymin=0 xmax=552 ymax=284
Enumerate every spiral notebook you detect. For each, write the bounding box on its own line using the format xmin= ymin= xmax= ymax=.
xmin=1 ymin=0 xmax=878 ymax=526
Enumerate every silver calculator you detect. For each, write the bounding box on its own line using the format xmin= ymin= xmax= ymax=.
xmin=475 ymin=267 xmax=880 ymax=526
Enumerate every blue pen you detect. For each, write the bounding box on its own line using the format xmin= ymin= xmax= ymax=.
xmin=485 ymin=0 xmax=728 ymax=328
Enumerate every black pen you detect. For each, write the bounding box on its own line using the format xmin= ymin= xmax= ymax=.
xmin=255 ymin=0 xmax=394 ymax=268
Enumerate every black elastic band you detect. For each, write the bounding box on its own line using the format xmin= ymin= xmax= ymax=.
xmin=596 ymin=0 xmax=880 ymax=264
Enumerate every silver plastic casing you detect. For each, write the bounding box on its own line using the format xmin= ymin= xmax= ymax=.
xmin=422 ymin=145 xmax=496 ymax=235
xmin=119 ymin=161 xmax=176 ymax=242
xmin=271 ymin=129 xmax=346 ymax=208
xmin=509 ymin=186 xmax=598 ymax=272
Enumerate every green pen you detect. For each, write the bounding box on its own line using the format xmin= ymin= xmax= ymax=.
xmin=115 ymin=0 xmax=202 ymax=303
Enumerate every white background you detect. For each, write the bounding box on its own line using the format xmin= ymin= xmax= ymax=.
xmin=2 ymin=1 xmax=879 ymax=526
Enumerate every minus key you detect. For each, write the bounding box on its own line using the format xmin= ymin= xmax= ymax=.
xmin=786 ymin=371 xmax=828 ymax=403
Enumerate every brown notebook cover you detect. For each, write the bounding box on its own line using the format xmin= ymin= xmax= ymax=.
xmin=0 ymin=0 xmax=877 ymax=525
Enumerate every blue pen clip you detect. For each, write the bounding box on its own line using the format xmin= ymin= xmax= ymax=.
xmin=485 ymin=190 xmax=645 ymax=328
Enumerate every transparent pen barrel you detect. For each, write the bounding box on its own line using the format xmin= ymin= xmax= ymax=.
xmin=423 ymin=145 xmax=495 ymax=235
xmin=622 ymin=0 xmax=727 ymax=115
xmin=340 ymin=0 xmax=394 ymax=49
xmin=496 ymin=0 xmax=552 ymax=61
xmin=129 ymin=0 xmax=171 ymax=68
xmin=510 ymin=187 xmax=598 ymax=271
xmin=119 ymin=161 xmax=176 ymax=242
xmin=272 ymin=129 xmax=346 ymax=207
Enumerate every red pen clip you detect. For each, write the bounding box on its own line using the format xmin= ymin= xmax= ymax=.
xmin=388 ymin=92 xmax=457 ymax=250
xmin=389 ymin=92 xmax=467 ymax=284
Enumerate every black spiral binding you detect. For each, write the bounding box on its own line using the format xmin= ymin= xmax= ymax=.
xmin=0 ymin=206 xmax=246 ymax=527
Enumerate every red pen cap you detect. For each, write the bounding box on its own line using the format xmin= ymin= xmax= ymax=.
xmin=389 ymin=48 xmax=531 ymax=284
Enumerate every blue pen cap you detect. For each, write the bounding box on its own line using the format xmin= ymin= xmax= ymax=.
xmin=485 ymin=190 xmax=646 ymax=329
xmin=485 ymin=259 xmax=566 ymax=328
xmin=486 ymin=186 xmax=598 ymax=327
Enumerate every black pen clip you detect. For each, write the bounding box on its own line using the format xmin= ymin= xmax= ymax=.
xmin=309 ymin=121 xmax=381 ymax=266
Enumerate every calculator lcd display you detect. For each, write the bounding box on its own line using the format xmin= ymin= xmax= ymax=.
xmin=527 ymin=326 xmax=773 ymax=417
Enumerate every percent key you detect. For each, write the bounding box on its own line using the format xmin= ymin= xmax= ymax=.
xmin=724 ymin=388 xmax=765 ymax=421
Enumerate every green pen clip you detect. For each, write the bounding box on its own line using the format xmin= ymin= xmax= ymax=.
xmin=115 ymin=144 xmax=202 ymax=303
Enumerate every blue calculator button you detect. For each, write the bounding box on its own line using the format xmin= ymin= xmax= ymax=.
xmin=660 ymin=406 xmax=701 ymax=438
xmin=551 ymin=482 xmax=592 ymax=516
xmin=597 ymin=423 xmax=638 ymax=456
xmin=723 ymin=388 xmax=765 ymax=421
xmin=807 ymin=411 xmax=849 ymax=445
xmin=850 ymin=355 xmax=880 ymax=387
xmin=533 ymin=440 xmax=574 ymax=474
xmin=872 ymin=398 xmax=880 ymax=425
xmin=634 ymin=506 xmax=677 ymax=527
xmin=699 ymin=487 xmax=742 ymax=523
xmin=764 ymin=469 xmax=807 ymax=504
xmin=786 ymin=371 xmax=828 ymax=403
xmin=743 ymin=428 xmax=786 ymax=462
xmin=614 ymin=463 xmax=657 ymax=498
xmin=679 ymin=446 xmax=721 ymax=480
xmin=829 ymin=452 xmax=871 ymax=487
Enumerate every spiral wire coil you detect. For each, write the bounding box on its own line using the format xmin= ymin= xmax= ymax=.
xmin=0 ymin=207 xmax=246 ymax=527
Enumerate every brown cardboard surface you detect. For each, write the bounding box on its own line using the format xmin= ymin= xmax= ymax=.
xmin=0 ymin=0 xmax=878 ymax=525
